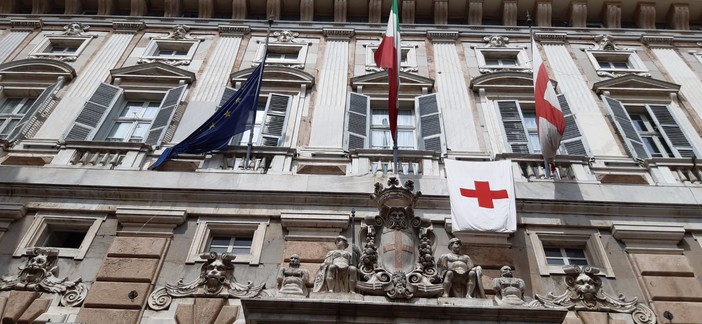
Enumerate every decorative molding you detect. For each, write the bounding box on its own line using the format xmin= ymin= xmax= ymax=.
xmin=0 ymin=203 xmax=25 ymax=230
xmin=218 ymin=25 xmax=250 ymax=37
xmin=535 ymin=1 xmax=552 ymax=27
xmin=115 ymin=207 xmax=187 ymax=237
xmin=534 ymin=32 xmax=567 ymax=44
xmin=112 ymin=20 xmax=144 ymax=33
xmin=11 ymin=19 xmax=42 ymax=31
xmin=636 ymin=2 xmax=656 ymax=29
xmin=273 ymin=30 xmax=300 ymax=42
xmin=323 ymin=28 xmax=354 ymax=40
xmin=669 ymin=4 xmax=690 ymax=31
xmin=641 ymin=34 xmax=674 ymax=47
xmin=154 ymin=24 xmax=203 ymax=41
xmin=570 ymin=1 xmax=587 ymax=28
xmin=603 ymin=2 xmax=621 ymax=28
xmin=502 ymin=0 xmax=518 ymax=26
xmin=427 ymin=30 xmax=458 ymax=42
xmin=589 ymin=34 xmax=627 ymax=51
xmin=612 ymin=223 xmax=685 ymax=254
xmin=58 ymin=22 xmax=91 ymax=36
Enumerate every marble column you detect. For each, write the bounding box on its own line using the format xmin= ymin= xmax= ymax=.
xmin=402 ymin=0 xmax=415 ymax=24
xmin=334 ymin=0 xmax=347 ymax=22
xmin=603 ymin=2 xmax=621 ymax=28
xmin=535 ymin=1 xmax=552 ymax=27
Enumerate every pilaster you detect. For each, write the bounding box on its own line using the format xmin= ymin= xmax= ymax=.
xmin=402 ymin=0 xmax=416 ymax=24
xmin=502 ymin=0 xmax=518 ymax=26
xmin=65 ymin=0 xmax=83 ymax=14
xmin=31 ymin=0 xmax=51 ymax=14
xmin=535 ymin=1 xmax=552 ymax=27
xmin=468 ymin=0 xmax=483 ymax=25
xmin=267 ymin=0 xmax=281 ymax=20
xmin=0 ymin=20 xmax=40 ymax=64
xmin=131 ymin=0 xmax=148 ymax=16
xmin=164 ymin=0 xmax=182 ymax=17
xmin=0 ymin=0 xmax=18 ymax=14
xmin=636 ymin=2 xmax=656 ymax=29
xmin=232 ymin=0 xmax=247 ymax=19
xmin=569 ymin=0 xmax=587 ymax=28
xmin=334 ymin=0 xmax=347 ymax=22
xmin=603 ymin=2 xmax=621 ymax=28
xmin=301 ymin=0 xmax=314 ymax=21
xmin=97 ymin=0 xmax=115 ymax=15
xmin=369 ymin=0 xmax=382 ymax=23
xmin=668 ymin=4 xmax=690 ymax=30
xmin=434 ymin=0 xmax=448 ymax=25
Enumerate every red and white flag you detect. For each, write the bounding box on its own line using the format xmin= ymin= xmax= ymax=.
xmin=374 ymin=0 xmax=400 ymax=143
xmin=532 ymin=40 xmax=565 ymax=164
xmin=445 ymin=159 xmax=516 ymax=233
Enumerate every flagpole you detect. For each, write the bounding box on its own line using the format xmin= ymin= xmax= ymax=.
xmin=245 ymin=17 xmax=273 ymax=169
xmin=526 ymin=12 xmax=551 ymax=178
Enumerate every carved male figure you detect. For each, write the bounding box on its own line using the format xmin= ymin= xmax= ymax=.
xmin=493 ymin=265 xmax=526 ymax=305
xmin=437 ymin=238 xmax=483 ymax=298
xmin=313 ymin=236 xmax=357 ymax=293
xmin=277 ymin=254 xmax=310 ymax=296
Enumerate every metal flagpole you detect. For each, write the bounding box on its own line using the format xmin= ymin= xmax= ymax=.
xmin=350 ymin=208 xmax=357 ymax=266
xmin=245 ymin=17 xmax=273 ymax=169
xmin=526 ymin=11 xmax=551 ymax=178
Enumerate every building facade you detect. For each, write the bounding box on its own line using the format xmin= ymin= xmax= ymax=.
xmin=1 ymin=1 xmax=702 ymax=323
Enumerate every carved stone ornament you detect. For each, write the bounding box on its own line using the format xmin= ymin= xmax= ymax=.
xmin=137 ymin=58 xmax=192 ymax=67
xmin=148 ymin=252 xmax=266 ymax=310
xmin=313 ymin=236 xmax=357 ymax=293
xmin=437 ymin=238 xmax=485 ymax=298
xmin=277 ymin=254 xmax=310 ymax=297
xmin=483 ymin=35 xmax=509 ymax=48
xmin=493 ymin=265 xmax=526 ymax=306
xmin=535 ymin=265 xmax=656 ymax=324
xmin=365 ymin=41 xmax=418 ymax=73
xmin=354 ymin=178 xmax=444 ymax=299
xmin=160 ymin=24 xmax=202 ymax=41
xmin=591 ymin=34 xmax=626 ymax=51
xmin=0 ymin=248 xmax=88 ymax=307
xmin=273 ymin=30 xmax=300 ymax=43
xmin=61 ymin=22 xmax=90 ymax=36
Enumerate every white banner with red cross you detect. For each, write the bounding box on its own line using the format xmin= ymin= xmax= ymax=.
xmin=445 ymin=159 xmax=516 ymax=233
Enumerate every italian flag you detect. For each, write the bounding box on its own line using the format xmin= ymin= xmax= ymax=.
xmin=374 ymin=0 xmax=400 ymax=143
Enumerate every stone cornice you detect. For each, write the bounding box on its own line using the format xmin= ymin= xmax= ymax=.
xmin=218 ymin=25 xmax=250 ymax=36
xmin=116 ymin=207 xmax=187 ymax=237
xmin=641 ymin=34 xmax=674 ymax=47
xmin=427 ymin=30 xmax=458 ymax=42
xmin=11 ymin=19 xmax=42 ymax=31
xmin=612 ymin=223 xmax=685 ymax=254
xmin=281 ymin=212 xmax=350 ymax=241
xmin=323 ymin=28 xmax=354 ymax=40
xmin=534 ymin=32 xmax=567 ymax=44
xmin=112 ymin=20 xmax=144 ymax=33
xmin=0 ymin=203 xmax=26 ymax=230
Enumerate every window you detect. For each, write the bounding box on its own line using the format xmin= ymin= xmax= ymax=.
xmin=29 ymin=37 xmax=91 ymax=61
xmin=602 ymin=96 xmax=697 ymax=160
xmin=475 ymin=48 xmax=529 ymax=73
xmin=187 ymin=219 xmax=268 ymax=265
xmin=254 ymin=43 xmax=308 ymax=68
xmin=105 ymin=101 xmax=160 ymax=142
xmin=586 ymin=51 xmax=647 ymax=77
xmin=0 ymin=98 xmax=35 ymax=137
xmin=345 ymin=93 xmax=445 ymax=152
xmin=14 ymin=214 xmax=105 ymax=260
xmin=528 ymin=227 xmax=614 ymax=277
xmin=140 ymin=40 xmax=199 ymax=64
xmin=366 ymin=46 xmax=418 ymax=72
xmin=217 ymin=89 xmax=293 ymax=147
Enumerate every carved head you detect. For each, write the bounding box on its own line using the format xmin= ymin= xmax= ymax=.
xmin=500 ymin=265 xmax=513 ymax=278
xmin=448 ymin=238 xmax=462 ymax=253
xmin=199 ymin=252 xmax=235 ymax=294
xmin=289 ymin=254 xmax=301 ymax=268
xmin=564 ymin=265 xmax=602 ymax=305
xmin=64 ymin=22 xmax=87 ymax=35
xmin=484 ymin=35 xmax=508 ymax=47
xmin=19 ymin=248 xmax=57 ymax=284
xmin=335 ymin=236 xmax=349 ymax=249
xmin=574 ymin=272 xmax=596 ymax=296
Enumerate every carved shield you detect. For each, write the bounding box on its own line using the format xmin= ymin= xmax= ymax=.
xmin=380 ymin=229 xmax=416 ymax=274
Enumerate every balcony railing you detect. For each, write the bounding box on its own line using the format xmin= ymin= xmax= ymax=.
xmin=201 ymin=146 xmax=295 ymax=174
xmin=53 ymin=141 xmax=152 ymax=170
xmin=350 ymin=149 xmax=442 ymax=176
xmin=496 ymin=153 xmax=593 ymax=182
xmin=644 ymin=158 xmax=702 ymax=185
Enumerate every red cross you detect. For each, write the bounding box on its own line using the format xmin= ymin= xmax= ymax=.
xmin=382 ymin=230 xmax=414 ymax=270
xmin=534 ymin=64 xmax=566 ymax=134
xmin=460 ymin=181 xmax=509 ymax=209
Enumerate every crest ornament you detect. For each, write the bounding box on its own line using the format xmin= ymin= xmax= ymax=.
xmin=0 ymin=248 xmax=88 ymax=307
xmin=62 ymin=22 xmax=90 ymax=36
xmin=591 ymin=35 xmax=625 ymax=51
xmin=273 ymin=30 xmax=300 ymax=43
xmin=148 ymin=252 xmax=266 ymax=310
xmin=535 ymin=265 xmax=656 ymax=324
xmin=483 ymin=35 xmax=509 ymax=48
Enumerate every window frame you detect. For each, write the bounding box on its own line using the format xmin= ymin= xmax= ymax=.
xmin=475 ymin=48 xmax=530 ymax=73
xmin=13 ymin=213 xmax=105 ymax=260
xmin=369 ymin=99 xmax=417 ymax=150
xmin=365 ymin=45 xmax=418 ymax=72
xmin=29 ymin=36 xmax=92 ymax=61
xmin=494 ymin=99 xmax=539 ymax=154
xmin=141 ymin=40 xmax=199 ymax=62
xmin=586 ymin=50 xmax=648 ymax=76
xmin=104 ymin=100 xmax=161 ymax=143
xmin=254 ymin=43 xmax=308 ymax=68
xmin=0 ymin=98 xmax=36 ymax=137
xmin=528 ymin=227 xmax=614 ymax=278
xmin=186 ymin=219 xmax=268 ymax=265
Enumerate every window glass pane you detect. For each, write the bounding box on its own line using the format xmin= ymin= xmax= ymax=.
xmin=569 ymin=259 xmax=589 ymax=266
xmin=372 ymin=109 xmax=389 ymax=126
xmin=612 ymin=62 xmax=629 ymax=69
xmin=130 ymin=123 xmax=150 ymax=142
xmin=371 ymin=130 xmax=392 ymax=149
xmin=546 ymin=258 xmax=565 ymax=265
xmin=528 ymin=134 xmax=541 ymax=153
xmin=42 ymin=229 xmax=87 ymax=248
xmin=565 ymin=248 xmax=586 ymax=258
xmin=234 ymin=238 xmax=253 ymax=247
xmin=485 ymin=58 xmax=499 ymax=65
xmin=0 ymin=99 xmax=22 ymax=114
xmin=121 ymin=102 xmax=146 ymax=118
xmin=397 ymin=130 xmax=415 ymax=149
xmin=642 ymin=137 xmax=661 ymax=157
xmin=544 ymin=248 xmax=562 ymax=257
xmin=142 ymin=102 xmax=160 ymax=119
xmin=232 ymin=247 xmax=251 ymax=255
xmin=630 ymin=115 xmax=646 ymax=132
xmin=208 ymin=246 xmax=229 ymax=254
xmin=522 ymin=112 xmax=537 ymax=129
xmin=16 ymin=99 xmax=35 ymax=114
xmin=397 ymin=110 xmax=413 ymax=126
xmin=210 ymin=236 xmax=231 ymax=246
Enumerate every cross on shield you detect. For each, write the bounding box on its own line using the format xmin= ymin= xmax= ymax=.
xmin=380 ymin=229 xmax=415 ymax=274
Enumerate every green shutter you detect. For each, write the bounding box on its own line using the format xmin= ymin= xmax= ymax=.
xmin=557 ymin=94 xmax=589 ymax=156
xmin=145 ymin=85 xmax=187 ymax=146
xmin=601 ymin=95 xmax=649 ymax=160
xmin=415 ymin=93 xmax=445 ymax=153
xmin=497 ymin=100 xmax=530 ymax=154
xmin=647 ymin=104 xmax=697 ymax=158
xmin=345 ymin=92 xmax=370 ymax=151
xmin=260 ymin=93 xmax=291 ymax=147
xmin=7 ymin=81 xmax=61 ymax=142
xmin=65 ymin=83 xmax=122 ymax=141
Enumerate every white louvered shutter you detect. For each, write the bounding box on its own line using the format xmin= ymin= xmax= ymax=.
xmin=497 ymin=100 xmax=530 ymax=154
xmin=416 ymin=93 xmax=446 ymax=153
xmin=65 ymin=83 xmax=123 ymax=141
xmin=345 ymin=93 xmax=370 ymax=151
xmin=145 ymin=85 xmax=187 ymax=146
xmin=601 ymin=95 xmax=649 ymax=160
xmin=7 ymin=81 xmax=61 ymax=142
xmin=260 ymin=93 xmax=291 ymax=147
xmin=646 ymin=104 xmax=697 ymax=158
xmin=557 ymin=94 xmax=589 ymax=156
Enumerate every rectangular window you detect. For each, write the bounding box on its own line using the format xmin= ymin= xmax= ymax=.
xmin=0 ymin=98 xmax=36 ymax=137
xmin=496 ymin=100 xmax=539 ymax=154
xmin=544 ymin=247 xmax=589 ymax=266
xmin=14 ymin=214 xmax=105 ymax=260
xmin=106 ymin=101 xmax=160 ymax=142
xmin=528 ymin=228 xmax=615 ymax=277
xmin=30 ymin=37 xmax=90 ymax=61
xmin=370 ymin=102 xmax=415 ymax=150
xmin=141 ymin=40 xmax=199 ymax=63
xmin=187 ymin=219 xmax=268 ymax=265
xmin=236 ymin=97 xmax=268 ymax=145
xmin=587 ymin=51 xmax=647 ymax=76
xmin=476 ymin=48 xmax=529 ymax=73
xmin=207 ymin=235 xmax=253 ymax=255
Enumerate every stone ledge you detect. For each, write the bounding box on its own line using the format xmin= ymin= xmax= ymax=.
xmin=116 ymin=207 xmax=186 ymax=237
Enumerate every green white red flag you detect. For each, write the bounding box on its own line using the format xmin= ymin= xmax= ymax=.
xmin=374 ymin=0 xmax=400 ymax=143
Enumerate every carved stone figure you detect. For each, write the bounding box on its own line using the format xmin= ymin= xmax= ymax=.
xmin=483 ymin=35 xmax=509 ymax=47
xmin=148 ymin=252 xmax=266 ymax=310
xmin=313 ymin=236 xmax=357 ymax=293
xmin=536 ymin=265 xmax=656 ymax=324
xmin=277 ymin=254 xmax=309 ymax=297
xmin=493 ymin=265 xmax=526 ymax=305
xmin=437 ymin=238 xmax=485 ymax=298
xmin=62 ymin=22 xmax=90 ymax=36
xmin=0 ymin=248 xmax=87 ymax=307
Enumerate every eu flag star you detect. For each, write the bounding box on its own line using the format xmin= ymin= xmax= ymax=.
xmin=209 ymin=122 xmax=216 ymax=129
xmin=235 ymin=98 xmax=241 ymax=104
xmin=224 ymin=111 xmax=231 ymax=118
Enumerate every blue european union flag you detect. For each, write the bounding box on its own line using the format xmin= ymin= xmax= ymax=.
xmin=150 ymin=63 xmax=265 ymax=170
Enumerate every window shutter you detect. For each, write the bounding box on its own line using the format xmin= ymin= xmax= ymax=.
xmin=7 ymin=81 xmax=61 ymax=142
xmin=601 ymin=95 xmax=649 ymax=160
xmin=345 ymin=92 xmax=370 ymax=151
xmin=557 ymin=94 xmax=589 ymax=156
xmin=415 ymin=93 xmax=445 ymax=153
xmin=260 ymin=93 xmax=291 ymax=147
xmin=65 ymin=83 xmax=122 ymax=141
xmin=145 ymin=85 xmax=187 ymax=146
xmin=647 ymin=104 xmax=697 ymax=158
xmin=218 ymin=87 xmax=237 ymax=110
xmin=497 ymin=100 xmax=530 ymax=154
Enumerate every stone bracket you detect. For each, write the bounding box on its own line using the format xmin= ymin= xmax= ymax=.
xmin=116 ymin=207 xmax=187 ymax=237
xmin=281 ymin=212 xmax=349 ymax=241
xmin=0 ymin=203 xmax=26 ymax=230
xmin=612 ymin=223 xmax=685 ymax=254
xmin=112 ymin=20 xmax=144 ymax=33
xmin=219 ymin=25 xmax=250 ymax=37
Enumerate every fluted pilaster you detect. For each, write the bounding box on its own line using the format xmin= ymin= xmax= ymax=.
xmin=65 ymin=0 xmax=83 ymax=14
xmin=468 ymin=0 xmax=483 ymax=25
xmin=603 ymin=2 xmax=621 ymax=28
xmin=301 ymin=0 xmax=314 ymax=21
xmin=402 ymin=0 xmax=415 ymax=24
xmin=0 ymin=30 xmax=31 ymax=64
xmin=668 ymin=4 xmax=690 ymax=30
xmin=0 ymin=0 xmax=18 ymax=14
xmin=636 ymin=2 xmax=656 ymax=29
xmin=164 ymin=0 xmax=182 ymax=17
xmin=131 ymin=0 xmax=148 ymax=16
xmin=536 ymin=1 xmax=552 ymax=27
xmin=198 ymin=0 xmax=213 ymax=18
xmin=434 ymin=0 xmax=448 ymax=25
xmin=267 ymin=0 xmax=281 ymax=20
xmin=334 ymin=0 xmax=347 ymax=22
xmin=369 ymin=0 xmax=382 ymax=23
xmin=232 ymin=0 xmax=247 ymax=19
xmin=98 ymin=0 xmax=115 ymax=15
xmin=570 ymin=1 xmax=587 ymax=28
xmin=502 ymin=0 xmax=517 ymax=26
